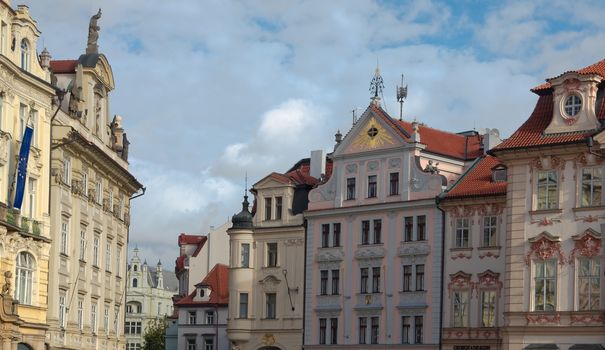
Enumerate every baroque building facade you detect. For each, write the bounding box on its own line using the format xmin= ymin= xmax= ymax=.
xmin=45 ymin=11 xmax=143 ymax=350
xmin=491 ymin=59 xmax=605 ymax=349
xmin=125 ymin=248 xmax=178 ymax=350
xmin=438 ymin=154 xmax=507 ymax=349
xmin=227 ymin=157 xmax=327 ymax=350
xmin=303 ymin=92 xmax=485 ymax=349
xmin=0 ymin=2 xmax=56 ymax=350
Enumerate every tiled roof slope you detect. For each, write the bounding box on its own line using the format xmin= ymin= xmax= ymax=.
xmin=174 ymin=264 xmax=229 ymax=306
xmin=49 ymin=60 xmax=77 ymax=74
xmin=532 ymin=58 xmax=605 ymax=92
xmin=444 ymin=155 xmax=507 ymax=199
xmin=370 ymin=104 xmax=484 ymax=160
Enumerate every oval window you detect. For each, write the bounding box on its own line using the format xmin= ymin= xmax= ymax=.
xmin=564 ymin=94 xmax=582 ymax=117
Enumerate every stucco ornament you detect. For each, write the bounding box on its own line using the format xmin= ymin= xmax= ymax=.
xmin=525 ymin=232 xmax=565 ymax=266
xmin=569 ymin=229 xmax=601 ymax=264
xmin=447 ymin=271 xmax=472 ymax=297
xmin=1 ymin=271 xmax=12 ymax=296
xmin=352 ymin=117 xmax=394 ymax=149
xmin=261 ymin=333 xmax=276 ymax=346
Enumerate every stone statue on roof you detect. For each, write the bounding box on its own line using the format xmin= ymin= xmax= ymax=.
xmin=86 ymin=9 xmax=102 ymax=54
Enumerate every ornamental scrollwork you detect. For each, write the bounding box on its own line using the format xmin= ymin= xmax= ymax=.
xmin=525 ymin=232 xmax=566 ymax=266
xmin=569 ymin=229 xmax=602 ymax=264
xmin=447 ymin=271 xmax=472 ymax=297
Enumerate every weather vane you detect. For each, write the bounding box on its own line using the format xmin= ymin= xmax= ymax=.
xmin=369 ymin=65 xmax=384 ymax=101
xmin=397 ymin=74 xmax=408 ymax=121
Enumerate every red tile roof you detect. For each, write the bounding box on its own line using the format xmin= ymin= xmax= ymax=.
xmin=370 ymin=104 xmax=484 ymax=160
xmin=532 ymin=58 xmax=605 ymax=92
xmin=444 ymin=155 xmax=507 ymax=199
xmin=174 ymin=264 xmax=229 ymax=306
xmin=49 ymin=60 xmax=77 ymax=74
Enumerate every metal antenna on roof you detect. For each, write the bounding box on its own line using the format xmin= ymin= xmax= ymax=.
xmin=397 ymin=74 xmax=408 ymax=121
xmin=244 ymin=172 xmax=248 ymax=197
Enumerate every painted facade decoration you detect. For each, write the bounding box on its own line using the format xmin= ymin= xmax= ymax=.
xmin=303 ymin=99 xmax=486 ymax=349
xmin=492 ymin=58 xmax=605 ymax=349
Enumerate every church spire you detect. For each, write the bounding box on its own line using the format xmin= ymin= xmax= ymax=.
xmin=369 ymin=64 xmax=384 ymax=107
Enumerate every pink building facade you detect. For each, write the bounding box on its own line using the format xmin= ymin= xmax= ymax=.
xmin=303 ymin=100 xmax=484 ymax=349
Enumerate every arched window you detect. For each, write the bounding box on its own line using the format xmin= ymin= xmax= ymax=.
xmin=20 ymin=39 xmax=29 ymax=71
xmin=133 ymin=265 xmax=137 ymax=272
xmin=132 ymin=278 xmax=138 ymax=288
xmin=15 ymin=252 xmax=35 ymax=305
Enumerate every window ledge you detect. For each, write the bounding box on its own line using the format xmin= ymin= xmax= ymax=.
xmin=529 ymin=208 xmax=562 ymax=215
xmin=572 ymin=205 xmax=605 ymax=212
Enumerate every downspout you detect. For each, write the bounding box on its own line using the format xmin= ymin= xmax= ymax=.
xmin=302 ymin=218 xmax=308 ymax=349
xmin=215 ymin=304 xmax=219 ymax=350
xmin=436 ymin=195 xmax=446 ymax=350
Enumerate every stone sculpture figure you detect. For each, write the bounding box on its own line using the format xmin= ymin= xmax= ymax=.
xmin=1 ymin=271 xmax=12 ymax=295
xmin=87 ymin=9 xmax=102 ymax=54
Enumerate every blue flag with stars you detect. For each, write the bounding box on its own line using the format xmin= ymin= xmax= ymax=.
xmin=13 ymin=125 xmax=33 ymax=209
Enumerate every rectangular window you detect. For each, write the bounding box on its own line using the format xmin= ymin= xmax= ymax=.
xmin=0 ymin=95 xmax=3 ymax=130
xmin=78 ymin=299 xmax=84 ymax=331
xmin=481 ymin=290 xmax=496 ymax=327
xmin=537 ymin=170 xmax=558 ymax=210
xmin=330 ymin=318 xmax=338 ymax=344
xmin=59 ymin=293 xmax=66 ymax=328
xmin=266 ymin=293 xmax=276 ymax=319
xmin=27 ymin=178 xmax=36 ymax=218
xmin=417 ymin=215 xmax=426 ymax=241
xmin=105 ymin=241 xmax=112 ymax=271
xmin=402 ymin=316 xmax=411 ymax=344
xmin=203 ymin=336 xmax=214 ymax=350
xmin=205 ymin=311 xmax=215 ymax=324
xmin=360 ymin=268 xmax=369 ymax=294
xmin=275 ymin=196 xmax=283 ymax=220
xmin=79 ymin=230 xmax=86 ymax=260
xmin=93 ymin=236 xmax=99 ymax=266
xmin=361 ymin=220 xmax=370 ymax=245
xmin=483 ymin=216 xmax=498 ymax=247
xmin=0 ymin=22 xmax=6 ymax=55
xmin=403 ymin=265 xmax=412 ymax=291
xmin=30 ymin=109 xmax=38 ymax=147
xmin=581 ymin=167 xmax=602 ymax=207
xmin=534 ymin=260 xmax=557 ymax=311
xmin=319 ymin=318 xmax=326 ymax=345
xmin=452 ymin=291 xmax=468 ymax=327
xmin=264 ymin=197 xmax=272 ymax=220
xmin=82 ymin=172 xmax=88 ymax=196
xmin=346 ymin=177 xmax=356 ymax=200
xmin=186 ymin=339 xmax=196 ymax=350
xmin=331 ymin=269 xmax=339 ymax=295
xmin=116 ymin=245 xmax=122 ymax=276
xmin=91 ymin=302 xmax=97 ymax=333
xmin=188 ymin=311 xmax=196 ymax=324
xmin=416 ymin=265 xmax=425 ymax=291
xmin=60 ymin=221 xmax=68 ymax=255
xmin=320 ymin=270 xmax=328 ymax=295
xmin=371 ymin=316 xmax=379 ymax=344
xmin=19 ymin=104 xmax=27 ymax=138
xmin=104 ymin=306 xmax=109 ymax=335
xmin=455 ymin=218 xmax=470 ymax=248
xmin=368 ymin=175 xmax=377 ymax=198
xmin=241 ymin=243 xmax=250 ymax=268
xmin=390 ymin=172 xmax=399 ymax=195
xmin=333 ymin=223 xmax=341 ymax=247
xmin=578 ymin=258 xmax=600 ymax=311
xmin=404 ymin=216 xmax=413 ymax=241
xmin=414 ymin=316 xmax=423 ymax=344
xmin=372 ymin=267 xmax=381 ymax=293
xmin=359 ymin=317 xmax=367 ymax=344
xmin=267 ymin=242 xmax=278 ymax=267
xmin=95 ymin=180 xmax=102 ymax=204
xmin=321 ymin=224 xmax=330 ymax=248
xmin=373 ymin=219 xmax=382 ymax=244
xmin=239 ymin=293 xmax=248 ymax=318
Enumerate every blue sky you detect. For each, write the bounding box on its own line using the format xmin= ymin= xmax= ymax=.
xmin=21 ymin=0 xmax=605 ymax=269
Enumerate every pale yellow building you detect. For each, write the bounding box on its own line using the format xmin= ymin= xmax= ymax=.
xmin=43 ymin=10 xmax=144 ymax=350
xmin=0 ymin=2 xmax=56 ymax=349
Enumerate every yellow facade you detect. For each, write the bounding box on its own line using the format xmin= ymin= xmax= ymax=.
xmin=0 ymin=3 xmax=56 ymax=350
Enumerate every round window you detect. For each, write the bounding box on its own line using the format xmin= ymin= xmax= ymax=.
xmin=564 ymin=94 xmax=582 ymax=117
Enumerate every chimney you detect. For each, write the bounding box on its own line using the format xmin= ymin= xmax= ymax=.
xmin=482 ymin=128 xmax=502 ymax=153
xmin=310 ymin=150 xmax=326 ymax=179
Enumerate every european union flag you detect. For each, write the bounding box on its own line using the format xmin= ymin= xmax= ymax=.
xmin=13 ymin=126 xmax=33 ymax=209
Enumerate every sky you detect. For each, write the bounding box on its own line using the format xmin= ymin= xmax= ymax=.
xmin=20 ymin=0 xmax=605 ymax=270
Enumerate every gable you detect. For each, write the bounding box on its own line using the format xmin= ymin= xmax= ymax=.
xmin=335 ymin=108 xmax=407 ymax=156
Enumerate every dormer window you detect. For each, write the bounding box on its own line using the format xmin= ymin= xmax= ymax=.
xmin=20 ymin=39 xmax=29 ymax=71
xmin=564 ymin=94 xmax=582 ymax=117
xmin=492 ymin=165 xmax=507 ymax=182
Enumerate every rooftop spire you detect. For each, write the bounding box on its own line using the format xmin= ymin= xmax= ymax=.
xmin=396 ymin=74 xmax=408 ymax=121
xmin=369 ymin=63 xmax=384 ymax=106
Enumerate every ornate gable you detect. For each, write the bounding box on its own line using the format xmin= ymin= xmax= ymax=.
xmin=334 ymin=107 xmax=406 ymax=156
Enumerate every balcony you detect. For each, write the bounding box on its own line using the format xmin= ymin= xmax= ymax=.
xmin=0 ymin=204 xmax=48 ymax=242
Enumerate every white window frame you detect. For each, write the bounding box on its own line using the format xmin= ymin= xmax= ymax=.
xmin=452 ymin=290 xmax=469 ymax=327
xmin=533 ymin=259 xmax=557 ymax=311
xmin=577 ymin=257 xmax=601 ymax=311
xmin=536 ymin=170 xmax=558 ymax=210
xmin=454 ymin=218 xmax=470 ymax=248
xmin=580 ymin=167 xmax=602 ymax=207
xmin=60 ymin=220 xmax=69 ymax=255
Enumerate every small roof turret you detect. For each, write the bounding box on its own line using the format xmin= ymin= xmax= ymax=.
xmin=231 ymin=193 xmax=253 ymax=229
